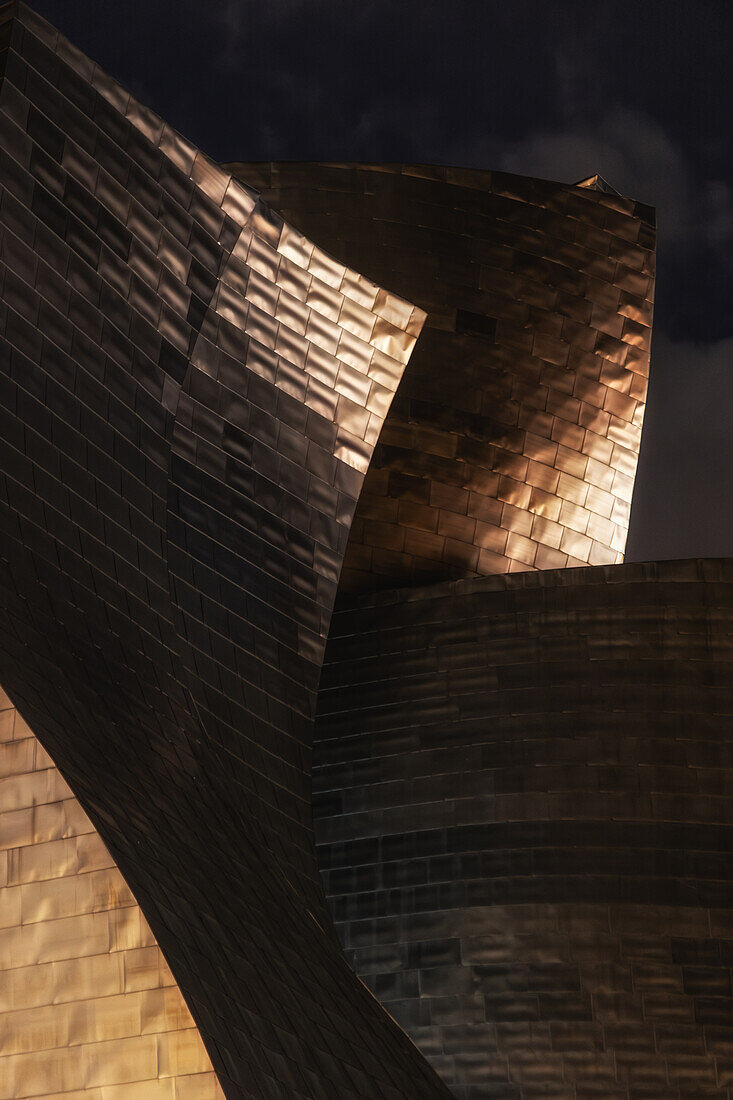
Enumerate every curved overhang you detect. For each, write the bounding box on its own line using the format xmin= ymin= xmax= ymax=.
xmin=228 ymin=163 xmax=656 ymax=591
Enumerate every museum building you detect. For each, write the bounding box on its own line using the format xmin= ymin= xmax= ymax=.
xmin=1 ymin=5 xmax=732 ymax=1100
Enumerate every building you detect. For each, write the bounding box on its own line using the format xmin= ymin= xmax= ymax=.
xmin=0 ymin=5 xmax=444 ymax=1098
xmin=313 ymin=559 xmax=733 ymax=1099
xmin=229 ymin=163 xmax=653 ymax=592
xmin=1 ymin=5 xmax=731 ymax=1100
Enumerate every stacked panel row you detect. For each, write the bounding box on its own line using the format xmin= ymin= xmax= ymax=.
xmin=313 ymin=559 xmax=733 ymax=1099
xmin=229 ymin=163 xmax=655 ymax=591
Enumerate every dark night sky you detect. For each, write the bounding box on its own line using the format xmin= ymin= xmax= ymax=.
xmin=31 ymin=0 xmax=733 ymax=563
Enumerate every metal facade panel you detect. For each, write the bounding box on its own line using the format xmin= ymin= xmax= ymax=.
xmin=0 ymin=5 xmax=449 ymax=1098
xmin=0 ymin=686 xmax=226 ymax=1098
xmin=313 ymin=559 xmax=733 ymax=1098
xmin=228 ymin=163 xmax=655 ymax=591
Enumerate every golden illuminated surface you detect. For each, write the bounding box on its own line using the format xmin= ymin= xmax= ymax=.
xmin=0 ymin=687 xmax=224 ymax=1100
xmin=228 ymin=164 xmax=656 ymax=589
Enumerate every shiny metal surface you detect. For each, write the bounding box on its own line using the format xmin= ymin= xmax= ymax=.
xmin=227 ymin=163 xmax=655 ymax=591
xmin=0 ymin=6 xmax=716 ymax=1100
xmin=313 ymin=559 xmax=733 ymax=1099
xmin=0 ymin=5 xmax=448 ymax=1098
xmin=0 ymin=687 xmax=225 ymax=1099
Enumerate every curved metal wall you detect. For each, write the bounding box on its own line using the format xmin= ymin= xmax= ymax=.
xmin=0 ymin=6 xmax=450 ymax=1098
xmin=228 ymin=163 xmax=656 ymax=592
xmin=0 ymin=7 xmax=712 ymax=1100
xmin=313 ymin=559 xmax=733 ymax=1099
xmin=0 ymin=688 xmax=225 ymax=1099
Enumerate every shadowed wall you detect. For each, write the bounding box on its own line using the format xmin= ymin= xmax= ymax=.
xmin=314 ymin=559 xmax=733 ymax=1099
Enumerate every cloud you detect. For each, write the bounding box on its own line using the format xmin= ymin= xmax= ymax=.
xmin=497 ymin=110 xmax=688 ymax=237
xmin=471 ymin=108 xmax=733 ymax=272
xmin=627 ymin=333 xmax=733 ymax=561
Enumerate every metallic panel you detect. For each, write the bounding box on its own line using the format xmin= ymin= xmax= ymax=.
xmin=313 ymin=558 xmax=733 ymax=1098
xmin=0 ymin=686 xmax=225 ymax=1099
xmin=0 ymin=6 xmax=448 ymax=1098
xmin=227 ymin=163 xmax=656 ymax=591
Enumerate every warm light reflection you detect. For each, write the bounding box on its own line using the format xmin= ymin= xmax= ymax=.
xmin=0 ymin=688 xmax=225 ymax=1100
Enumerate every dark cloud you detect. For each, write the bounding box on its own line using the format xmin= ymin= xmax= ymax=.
xmin=628 ymin=333 xmax=733 ymax=561
xmin=499 ymin=112 xmax=683 ymax=219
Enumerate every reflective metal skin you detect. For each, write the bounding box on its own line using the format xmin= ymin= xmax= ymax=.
xmin=313 ymin=559 xmax=733 ymax=1099
xmin=228 ymin=164 xmax=655 ymax=592
xmin=0 ymin=688 xmax=225 ymax=1099
xmin=0 ymin=6 xmax=450 ymax=1098
xmin=2 ymin=5 xmax=721 ymax=1100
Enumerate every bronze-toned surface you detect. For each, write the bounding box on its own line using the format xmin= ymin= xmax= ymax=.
xmin=228 ymin=163 xmax=655 ymax=591
xmin=313 ymin=559 xmax=733 ymax=1098
xmin=0 ymin=686 xmax=225 ymax=1099
xmin=0 ymin=6 xmax=714 ymax=1100
xmin=0 ymin=6 xmax=449 ymax=1098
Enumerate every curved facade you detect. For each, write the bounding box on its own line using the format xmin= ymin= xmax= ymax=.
xmin=313 ymin=559 xmax=733 ymax=1098
xmin=2 ymin=5 xmax=729 ymax=1100
xmin=228 ymin=163 xmax=656 ymax=592
xmin=0 ymin=688 xmax=225 ymax=1099
xmin=0 ymin=6 xmax=448 ymax=1099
